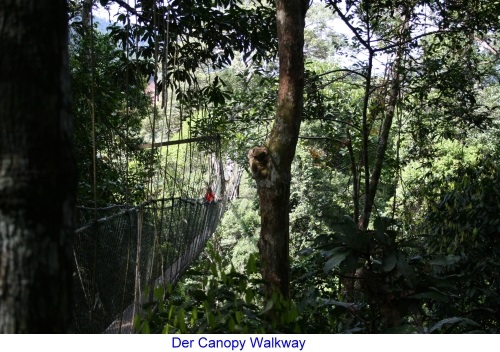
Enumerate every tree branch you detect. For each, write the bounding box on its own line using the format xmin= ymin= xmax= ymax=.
xmin=317 ymin=68 xmax=367 ymax=79
xmin=298 ymin=136 xmax=344 ymax=144
xmin=474 ymin=36 xmax=500 ymax=58
xmin=325 ymin=0 xmax=372 ymax=52
xmin=111 ymin=0 xmax=150 ymax=22
xmin=374 ymin=29 xmax=451 ymax=53
xmin=320 ymin=115 xmax=362 ymax=132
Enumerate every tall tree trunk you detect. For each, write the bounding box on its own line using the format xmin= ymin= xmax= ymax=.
xmin=0 ymin=0 xmax=76 ymax=333
xmin=81 ymin=0 xmax=93 ymax=30
xmin=248 ymin=0 xmax=309 ymax=298
xmin=358 ymin=13 xmax=409 ymax=231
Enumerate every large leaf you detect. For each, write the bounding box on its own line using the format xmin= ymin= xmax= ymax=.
xmin=409 ymin=291 xmax=450 ymax=303
xmin=382 ymin=250 xmax=398 ymax=272
xmin=429 ymin=317 xmax=479 ymax=333
xmin=346 ymin=231 xmax=372 ymax=252
xmin=245 ymin=253 xmax=258 ymax=274
xmin=396 ymin=255 xmax=415 ymax=287
xmin=321 ymin=299 xmax=354 ymax=309
xmin=374 ymin=216 xmax=393 ymax=243
xmin=330 ymin=221 xmax=357 ymax=237
xmin=323 ymin=248 xmax=352 ymax=273
xmin=340 ymin=252 xmax=360 ymax=274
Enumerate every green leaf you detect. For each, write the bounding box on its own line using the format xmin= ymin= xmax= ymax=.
xmin=154 ymin=287 xmax=164 ymax=300
xmin=177 ymin=308 xmax=187 ymax=333
xmin=324 ymin=249 xmax=351 ymax=273
xmin=210 ymin=262 xmax=218 ymax=276
xmin=346 ymin=231 xmax=372 ymax=252
xmin=235 ymin=310 xmax=243 ymax=324
xmin=228 ymin=316 xmax=236 ymax=331
xmin=245 ymin=288 xmax=254 ymax=304
xmin=430 ymin=317 xmax=479 ymax=333
xmin=260 ymin=300 xmax=274 ymax=315
xmin=288 ymin=304 xmax=298 ymax=321
xmin=409 ymin=291 xmax=450 ymax=303
xmin=246 ymin=253 xmax=258 ymax=274
xmin=207 ymin=311 xmax=216 ymax=329
xmin=162 ymin=324 xmax=171 ymax=334
xmin=374 ymin=216 xmax=392 ymax=243
xmin=168 ymin=304 xmax=175 ymax=320
xmin=141 ymin=320 xmax=150 ymax=334
xmin=191 ymin=306 xmax=198 ymax=324
xmin=340 ymin=252 xmax=359 ymax=274
xmin=321 ymin=299 xmax=353 ymax=309
xmin=382 ymin=250 xmax=397 ymax=272
xmin=133 ymin=314 xmax=142 ymax=332
xmin=396 ymin=255 xmax=415 ymax=287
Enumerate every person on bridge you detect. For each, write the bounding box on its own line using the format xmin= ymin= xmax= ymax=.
xmin=204 ymin=187 xmax=216 ymax=203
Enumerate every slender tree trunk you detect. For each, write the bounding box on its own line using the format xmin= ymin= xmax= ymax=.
xmin=359 ymin=51 xmax=373 ymax=229
xmin=346 ymin=128 xmax=359 ymax=223
xmin=82 ymin=0 xmax=93 ymax=29
xmin=359 ymin=13 xmax=409 ymax=231
xmin=248 ymin=0 xmax=309 ymax=298
xmin=0 ymin=0 xmax=76 ymax=333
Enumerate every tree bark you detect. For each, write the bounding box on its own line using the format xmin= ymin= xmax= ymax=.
xmin=82 ymin=0 xmax=93 ymax=29
xmin=0 ymin=0 xmax=76 ymax=333
xmin=248 ymin=0 xmax=308 ymax=298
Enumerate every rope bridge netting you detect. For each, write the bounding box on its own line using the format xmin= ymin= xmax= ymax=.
xmin=73 ymin=146 xmax=241 ymax=333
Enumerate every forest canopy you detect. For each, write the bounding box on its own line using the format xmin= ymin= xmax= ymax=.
xmin=65 ymin=0 xmax=500 ymax=333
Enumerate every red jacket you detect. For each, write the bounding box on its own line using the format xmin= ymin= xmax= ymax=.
xmin=204 ymin=192 xmax=215 ymax=202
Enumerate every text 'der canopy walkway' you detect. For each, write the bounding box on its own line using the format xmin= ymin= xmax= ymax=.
xmin=73 ymin=135 xmax=241 ymax=333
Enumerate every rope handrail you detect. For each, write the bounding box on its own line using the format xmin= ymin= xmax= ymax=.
xmin=136 ymin=135 xmax=221 ymax=150
xmin=75 ymin=197 xmax=219 ymax=233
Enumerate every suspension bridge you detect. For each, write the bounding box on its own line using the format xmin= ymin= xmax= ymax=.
xmin=69 ymin=2 xmax=249 ymax=332
xmin=72 ymin=143 xmax=241 ymax=333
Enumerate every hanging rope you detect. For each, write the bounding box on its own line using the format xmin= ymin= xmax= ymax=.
xmin=90 ymin=6 xmax=97 ymax=214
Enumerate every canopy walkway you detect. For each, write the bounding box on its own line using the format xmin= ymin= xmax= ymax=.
xmin=72 ymin=144 xmax=241 ymax=333
xmin=70 ymin=3 xmax=247 ymax=333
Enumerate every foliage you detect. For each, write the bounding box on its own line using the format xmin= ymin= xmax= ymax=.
xmin=67 ymin=0 xmax=500 ymax=334
xmin=70 ymin=27 xmax=154 ymax=206
xmin=191 ymin=65 xmax=278 ymax=165
xmin=417 ymin=155 xmax=500 ymax=331
xmin=140 ymin=249 xmax=300 ymax=333
xmin=289 ymin=139 xmax=352 ymax=255
xmin=291 ymin=209 xmax=498 ymax=333
xmin=215 ymin=173 xmax=260 ymax=271
xmin=102 ymin=0 xmax=277 ymax=107
xmin=303 ymin=2 xmax=346 ymax=62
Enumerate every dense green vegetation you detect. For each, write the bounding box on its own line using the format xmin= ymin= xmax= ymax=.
xmin=70 ymin=28 xmax=154 ymax=205
xmin=69 ymin=0 xmax=500 ymax=333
